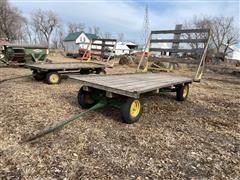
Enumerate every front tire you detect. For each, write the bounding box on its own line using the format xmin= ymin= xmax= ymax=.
xmin=96 ymin=68 xmax=106 ymax=75
xmin=121 ymin=98 xmax=143 ymax=124
xmin=176 ymin=84 xmax=189 ymax=101
xmin=78 ymin=87 xmax=96 ymax=109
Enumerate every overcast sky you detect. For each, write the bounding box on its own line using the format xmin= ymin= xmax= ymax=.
xmin=11 ymin=0 xmax=240 ymax=43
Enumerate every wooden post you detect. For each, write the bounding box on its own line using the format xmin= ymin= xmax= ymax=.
xmin=169 ymin=24 xmax=182 ymax=70
xmin=194 ymin=29 xmax=211 ymax=81
xmin=136 ymin=33 xmax=151 ymax=72
xmin=107 ymin=40 xmax=117 ymax=63
xmin=81 ymin=40 xmax=92 ymax=61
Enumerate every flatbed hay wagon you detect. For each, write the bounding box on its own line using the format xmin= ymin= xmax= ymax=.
xmin=70 ymin=28 xmax=211 ymax=124
xmin=25 ymin=62 xmax=106 ymax=84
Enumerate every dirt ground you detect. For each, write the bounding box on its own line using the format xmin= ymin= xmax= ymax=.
xmin=0 ymin=56 xmax=240 ymax=179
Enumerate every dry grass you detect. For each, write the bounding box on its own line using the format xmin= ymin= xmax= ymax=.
xmin=0 ymin=57 xmax=239 ymax=179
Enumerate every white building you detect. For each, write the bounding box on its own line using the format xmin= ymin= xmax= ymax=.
xmin=115 ymin=41 xmax=138 ymax=55
xmin=63 ymin=31 xmax=98 ymax=55
xmin=226 ymin=45 xmax=240 ymax=61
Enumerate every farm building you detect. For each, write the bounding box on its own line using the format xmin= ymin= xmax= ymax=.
xmin=63 ymin=31 xmax=98 ymax=55
xmin=115 ymin=41 xmax=138 ymax=55
xmin=226 ymin=46 xmax=240 ymax=61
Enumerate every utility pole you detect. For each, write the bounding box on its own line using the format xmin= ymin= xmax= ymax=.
xmin=141 ymin=6 xmax=150 ymax=50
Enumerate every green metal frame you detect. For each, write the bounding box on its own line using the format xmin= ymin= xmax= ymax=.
xmin=1 ymin=45 xmax=48 ymax=64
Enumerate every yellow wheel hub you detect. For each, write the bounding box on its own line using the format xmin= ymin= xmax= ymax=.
xmin=183 ymin=85 xmax=189 ymax=97
xmin=50 ymin=74 xmax=59 ymax=83
xmin=130 ymin=100 xmax=141 ymax=117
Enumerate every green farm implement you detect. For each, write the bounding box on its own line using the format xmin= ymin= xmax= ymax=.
xmin=0 ymin=45 xmax=49 ymax=65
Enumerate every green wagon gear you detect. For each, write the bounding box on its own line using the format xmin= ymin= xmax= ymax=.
xmin=0 ymin=45 xmax=49 ymax=65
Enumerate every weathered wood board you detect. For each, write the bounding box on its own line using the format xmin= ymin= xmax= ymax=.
xmin=70 ymin=73 xmax=193 ymax=98
xmin=25 ymin=62 xmax=105 ymax=71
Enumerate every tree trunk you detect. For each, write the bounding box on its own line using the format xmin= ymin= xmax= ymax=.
xmin=223 ymin=45 xmax=229 ymax=62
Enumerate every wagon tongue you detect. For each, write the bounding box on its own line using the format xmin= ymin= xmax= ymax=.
xmin=23 ymin=100 xmax=108 ymax=142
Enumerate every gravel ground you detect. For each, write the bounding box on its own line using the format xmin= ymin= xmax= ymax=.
xmin=0 ymin=58 xmax=239 ymax=179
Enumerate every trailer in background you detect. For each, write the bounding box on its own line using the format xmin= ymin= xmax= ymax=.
xmin=0 ymin=45 xmax=49 ymax=65
xmin=25 ymin=62 xmax=106 ymax=84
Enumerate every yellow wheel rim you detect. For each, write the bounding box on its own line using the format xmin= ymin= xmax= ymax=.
xmin=50 ymin=74 xmax=59 ymax=83
xmin=130 ymin=100 xmax=141 ymax=118
xmin=183 ymin=85 xmax=189 ymax=97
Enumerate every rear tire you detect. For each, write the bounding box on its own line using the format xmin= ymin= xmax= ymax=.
xmin=46 ymin=72 xmax=61 ymax=84
xmin=121 ymin=98 xmax=143 ymax=124
xmin=32 ymin=70 xmax=45 ymax=81
xmin=176 ymin=84 xmax=189 ymax=101
xmin=78 ymin=87 xmax=96 ymax=109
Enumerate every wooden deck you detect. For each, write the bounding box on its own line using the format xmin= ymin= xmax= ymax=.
xmin=25 ymin=62 xmax=105 ymax=71
xmin=70 ymin=73 xmax=193 ymax=98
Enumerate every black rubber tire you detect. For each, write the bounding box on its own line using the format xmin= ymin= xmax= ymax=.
xmin=121 ymin=98 xmax=143 ymax=124
xmin=96 ymin=69 xmax=106 ymax=75
xmin=46 ymin=72 xmax=61 ymax=84
xmin=80 ymin=69 xmax=90 ymax=75
xmin=32 ymin=71 xmax=45 ymax=81
xmin=78 ymin=87 xmax=96 ymax=109
xmin=176 ymin=84 xmax=189 ymax=101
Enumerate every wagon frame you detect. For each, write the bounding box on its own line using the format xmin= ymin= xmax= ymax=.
xmin=70 ymin=28 xmax=211 ymax=123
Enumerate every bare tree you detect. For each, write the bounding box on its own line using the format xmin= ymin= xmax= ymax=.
xmin=68 ymin=22 xmax=85 ymax=33
xmin=104 ymin=32 xmax=112 ymax=39
xmin=88 ymin=27 xmax=92 ymax=34
xmin=0 ymin=0 xmax=25 ymax=41
xmin=183 ymin=16 xmax=211 ymax=49
xmin=31 ymin=9 xmax=60 ymax=47
xmin=211 ymin=17 xmax=239 ymax=61
xmin=52 ymin=27 xmax=66 ymax=49
xmin=93 ymin=26 xmax=101 ymax=37
xmin=184 ymin=16 xmax=239 ymax=61
xmin=23 ymin=20 xmax=33 ymax=44
xmin=118 ymin=33 xmax=124 ymax=41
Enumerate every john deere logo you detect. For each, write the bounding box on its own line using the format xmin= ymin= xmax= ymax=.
xmin=33 ymin=49 xmax=42 ymax=53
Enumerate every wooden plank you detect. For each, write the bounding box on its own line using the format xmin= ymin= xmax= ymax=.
xmin=126 ymin=77 xmax=191 ymax=91
xmin=149 ymin=48 xmax=204 ymax=53
xmin=70 ymin=73 xmax=193 ymax=98
xmin=91 ymin=48 xmax=102 ymax=52
xmin=89 ymin=76 xmax=176 ymax=89
xmin=112 ymin=77 xmax=179 ymax=90
xmin=80 ymin=81 xmax=138 ymax=98
xmin=81 ymin=73 xmax=190 ymax=91
xmin=114 ymin=75 xmax=189 ymax=88
xmin=92 ymin=43 xmax=115 ymax=47
xmin=150 ymin=38 xmax=208 ymax=43
xmin=79 ymin=73 xmax=175 ymax=86
xmin=135 ymin=79 xmax=192 ymax=94
xmin=91 ymin=52 xmax=101 ymax=56
xmin=151 ymin=29 xmax=210 ymax=34
xmin=25 ymin=62 xmax=105 ymax=70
